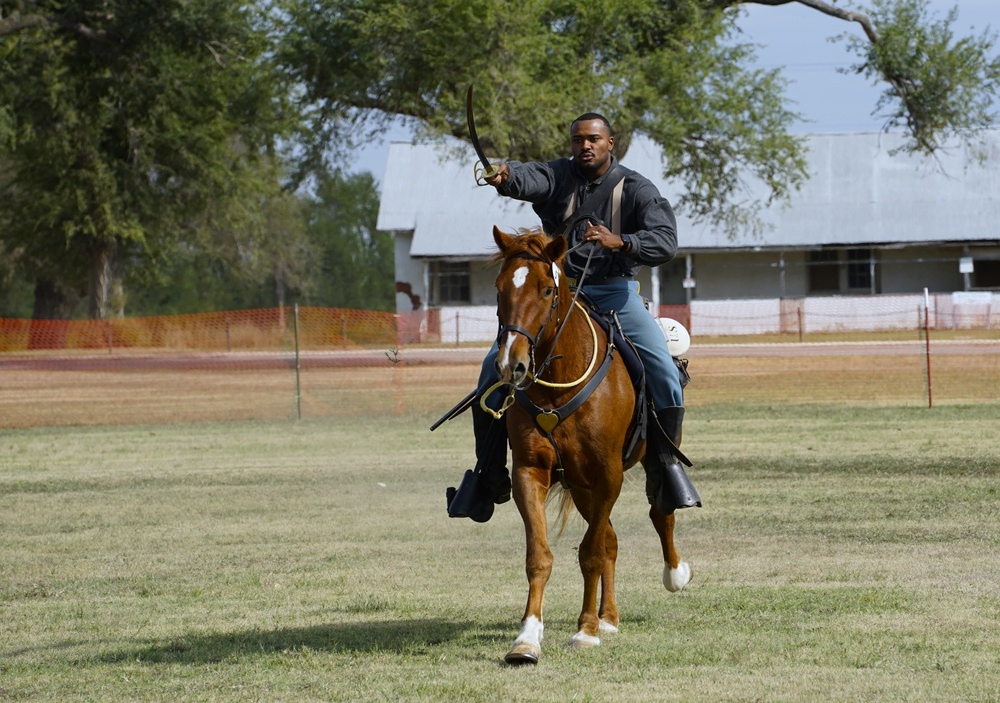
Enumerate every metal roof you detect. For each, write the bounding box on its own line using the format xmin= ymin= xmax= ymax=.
xmin=376 ymin=130 xmax=1000 ymax=257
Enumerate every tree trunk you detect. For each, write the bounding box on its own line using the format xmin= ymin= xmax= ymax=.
xmin=28 ymin=279 xmax=73 ymax=349
xmin=88 ymin=239 xmax=126 ymax=319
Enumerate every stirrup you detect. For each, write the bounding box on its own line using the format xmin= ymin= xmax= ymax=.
xmin=654 ymin=461 xmax=701 ymax=514
xmin=446 ymin=470 xmax=495 ymax=522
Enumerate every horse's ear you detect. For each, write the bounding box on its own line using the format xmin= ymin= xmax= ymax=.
xmin=546 ymin=234 xmax=567 ymax=261
xmin=493 ymin=225 xmax=515 ymax=253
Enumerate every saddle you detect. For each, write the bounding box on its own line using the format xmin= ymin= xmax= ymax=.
xmin=576 ymin=298 xmax=687 ymax=464
xmin=512 ymin=290 xmax=690 ymax=471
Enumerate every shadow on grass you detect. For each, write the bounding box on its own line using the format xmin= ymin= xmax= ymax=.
xmin=101 ymin=618 xmax=505 ymax=664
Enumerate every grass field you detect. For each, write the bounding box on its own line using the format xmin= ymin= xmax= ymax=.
xmin=2 ymin=404 xmax=999 ymax=702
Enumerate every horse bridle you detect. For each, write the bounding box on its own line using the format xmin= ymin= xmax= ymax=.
xmin=494 ymin=251 xmax=562 ymax=387
xmin=496 ymin=237 xmax=600 ymax=380
xmin=480 ymin=240 xmax=602 ymax=420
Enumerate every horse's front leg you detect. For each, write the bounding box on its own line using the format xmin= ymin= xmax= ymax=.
xmin=505 ymin=465 xmax=552 ymax=665
xmin=650 ymin=507 xmax=692 ymax=592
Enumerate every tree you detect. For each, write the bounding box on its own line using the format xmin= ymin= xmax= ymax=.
xmin=123 ymin=170 xmax=392 ymax=315
xmin=123 ymin=166 xmax=315 ymax=317
xmin=0 ymin=238 xmax=33 ymax=317
xmin=0 ymin=0 xmax=291 ymax=320
xmin=278 ymin=0 xmax=999 ymax=235
xmin=826 ymin=0 xmax=1000 ymax=154
xmin=302 ymin=171 xmax=394 ymax=311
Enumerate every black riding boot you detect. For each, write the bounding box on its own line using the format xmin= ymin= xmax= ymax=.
xmin=645 ymin=406 xmax=701 ymax=515
xmin=473 ymin=404 xmax=512 ymax=504
xmin=445 ymin=404 xmax=510 ymax=522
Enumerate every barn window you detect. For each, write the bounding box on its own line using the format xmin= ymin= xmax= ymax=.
xmin=972 ymin=260 xmax=1000 ymax=289
xmin=846 ymin=248 xmax=873 ymax=291
xmin=432 ymin=261 xmax=471 ymax=304
xmin=807 ymin=250 xmax=839 ymax=293
xmin=808 ymin=248 xmax=879 ymax=294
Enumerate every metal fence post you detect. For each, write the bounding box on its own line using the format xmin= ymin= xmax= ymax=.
xmin=293 ymin=304 xmax=302 ymax=420
xmin=923 ymin=289 xmax=933 ymax=409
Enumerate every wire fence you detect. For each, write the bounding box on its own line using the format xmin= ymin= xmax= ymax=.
xmin=1 ymin=299 xmax=998 ymax=428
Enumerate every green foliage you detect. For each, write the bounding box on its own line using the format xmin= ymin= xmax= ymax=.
xmin=301 ymin=171 xmax=395 ymax=311
xmin=0 ymin=240 xmax=33 ymax=317
xmin=124 ymin=170 xmax=393 ymax=315
xmin=280 ymin=0 xmax=998 ymax=237
xmin=839 ymin=0 xmax=1000 ymax=157
xmin=0 ymin=0 xmax=293 ymax=318
xmin=278 ymin=0 xmax=810 ymax=237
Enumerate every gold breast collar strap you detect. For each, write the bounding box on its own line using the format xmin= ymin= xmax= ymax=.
xmin=480 ymin=299 xmax=598 ymax=419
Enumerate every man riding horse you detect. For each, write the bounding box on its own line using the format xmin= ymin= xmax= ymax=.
xmin=461 ymin=110 xmax=700 ymax=519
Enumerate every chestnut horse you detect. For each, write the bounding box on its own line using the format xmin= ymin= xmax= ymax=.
xmin=488 ymin=225 xmax=692 ymax=665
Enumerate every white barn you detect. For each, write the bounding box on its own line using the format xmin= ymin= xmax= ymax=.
xmin=377 ymin=130 xmax=1000 ymax=340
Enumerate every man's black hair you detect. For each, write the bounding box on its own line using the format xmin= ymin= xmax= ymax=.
xmin=572 ymin=113 xmax=614 ymax=136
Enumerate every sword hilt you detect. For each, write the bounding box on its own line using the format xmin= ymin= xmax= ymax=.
xmin=474 ymin=160 xmax=501 ymax=186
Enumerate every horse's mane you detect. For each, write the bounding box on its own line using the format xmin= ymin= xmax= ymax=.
xmin=490 ymin=227 xmax=560 ymax=267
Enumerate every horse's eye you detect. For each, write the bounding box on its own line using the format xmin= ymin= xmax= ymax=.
xmin=543 ymin=287 xmax=555 ymax=298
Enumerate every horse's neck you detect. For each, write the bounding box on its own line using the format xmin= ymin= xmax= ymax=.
xmin=535 ymin=300 xmax=599 ymax=385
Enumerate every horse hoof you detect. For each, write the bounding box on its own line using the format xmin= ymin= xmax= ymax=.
xmin=504 ymin=642 xmax=540 ymax=665
xmin=663 ymin=560 xmax=692 ymax=592
xmin=598 ymin=619 xmax=619 ymax=634
xmin=568 ymin=631 xmax=601 ymax=649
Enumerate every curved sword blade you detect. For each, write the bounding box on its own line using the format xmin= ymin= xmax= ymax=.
xmin=466 ymin=85 xmax=499 ymax=182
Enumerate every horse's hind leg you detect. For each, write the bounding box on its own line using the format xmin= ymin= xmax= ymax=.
xmin=650 ymin=508 xmax=692 ymax=592
xmin=505 ymin=466 xmax=553 ymax=665
xmin=598 ymin=523 xmax=619 ymax=633
xmin=569 ymin=476 xmax=622 ymax=648
xmin=568 ymin=487 xmax=620 ymax=634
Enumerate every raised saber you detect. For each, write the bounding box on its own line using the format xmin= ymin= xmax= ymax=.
xmin=466 ymin=85 xmax=500 ymax=185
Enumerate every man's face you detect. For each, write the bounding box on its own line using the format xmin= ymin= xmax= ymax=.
xmin=571 ymin=119 xmax=614 ymax=178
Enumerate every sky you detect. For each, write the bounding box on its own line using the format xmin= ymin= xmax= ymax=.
xmin=352 ymin=0 xmax=999 ymax=182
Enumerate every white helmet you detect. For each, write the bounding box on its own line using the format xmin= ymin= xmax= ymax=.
xmin=657 ymin=317 xmax=691 ymax=356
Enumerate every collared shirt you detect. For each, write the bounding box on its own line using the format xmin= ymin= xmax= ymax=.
xmin=496 ymin=155 xmax=678 ymax=279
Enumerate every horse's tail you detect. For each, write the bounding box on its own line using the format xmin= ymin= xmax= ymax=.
xmin=547 ymin=484 xmax=577 ymax=540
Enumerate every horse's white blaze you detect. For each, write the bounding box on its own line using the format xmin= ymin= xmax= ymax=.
xmin=512 ymin=265 xmax=529 ymax=289
xmin=514 ymin=615 xmax=544 ymax=647
xmin=569 ymin=631 xmax=601 ymax=648
xmin=663 ymin=560 xmax=691 ymax=592
xmin=498 ymin=330 xmax=516 ymax=372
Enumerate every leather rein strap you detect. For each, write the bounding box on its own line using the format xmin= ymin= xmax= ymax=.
xmin=514 ymin=333 xmax=615 ymax=434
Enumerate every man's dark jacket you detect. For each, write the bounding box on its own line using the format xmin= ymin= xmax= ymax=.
xmin=496 ymin=155 xmax=678 ymax=280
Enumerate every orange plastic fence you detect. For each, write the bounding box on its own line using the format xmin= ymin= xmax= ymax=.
xmin=0 ymin=307 xmax=398 ymax=355
xmin=1 ymin=305 xmax=998 ymax=428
